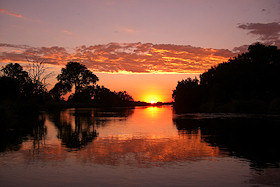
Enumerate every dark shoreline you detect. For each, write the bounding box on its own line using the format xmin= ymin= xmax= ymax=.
xmin=41 ymin=101 xmax=173 ymax=110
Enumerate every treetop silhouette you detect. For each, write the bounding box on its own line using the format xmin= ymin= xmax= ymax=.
xmin=173 ymin=43 xmax=280 ymax=113
xmin=57 ymin=62 xmax=99 ymax=94
xmin=49 ymin=61 xmax=134 ymax=106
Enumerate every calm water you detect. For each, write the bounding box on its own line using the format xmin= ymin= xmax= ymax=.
xmin=1 ymin=106 xmax=280 ymax=186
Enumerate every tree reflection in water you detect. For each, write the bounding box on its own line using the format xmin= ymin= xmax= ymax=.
xmin=173 ymin=114 xmax=280 ymax=170
xmin=0 ymin=114 xmax=47 ymax=152
xmin=48 ymin=107 xmax=134 ymax=150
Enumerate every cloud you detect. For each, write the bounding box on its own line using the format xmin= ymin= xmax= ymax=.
xmin=232 ymin=44 xmax=250 ymax=53
xmin=0 ymin=42 xmax=236 ymax=74
xmin=234 ymin=22 xmax=280 ymax=53
xmin=115 ymin=25 xmax=138 ymax=34
xmin=0 ymin=43 xmax=30 ymax=49
xmin=238 ymin=22 xmax=280 ymax=44
xmin=61 ymin=30 xmax=73 ymax=35
xmin=0 ymin=8 xmax=23 ymax=18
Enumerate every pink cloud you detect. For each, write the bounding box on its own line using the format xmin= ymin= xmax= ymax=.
xmin=0 ymin=42 xmax=236 ymax=74
xmin=115 ymin=25 xmax=138 ymax=34
xmin=61 ymin=30 xmax=73 ymax=35
xmin=0 ymin=8 xmax=23 ymax=18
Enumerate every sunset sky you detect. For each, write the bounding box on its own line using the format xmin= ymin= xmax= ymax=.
xmin=1 ymin=0 xmax=279 ymax=102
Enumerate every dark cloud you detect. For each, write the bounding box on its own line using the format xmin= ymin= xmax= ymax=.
xmin=0 ymin=43 xmax=31 ymax=49
xmin=238 ymin=22 xmax=280 ymax=45
xmin=232 ymin=44 xmax=250 ymax=53
xmin=234 ymin=22 xmax=280 ymax=53
xmin=0 ymin=42 xmax=236 ymax=74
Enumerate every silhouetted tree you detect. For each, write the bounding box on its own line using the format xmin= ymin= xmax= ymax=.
xmin=68 ymin=85 xmax=96 ymax=102
xmin=56 ymin=62 xmax=99 ymax=95
xmin=116 ymin=91 xmax=134 ymax=104
xmin=26 ymin=57 xmax=53 ymax=96
xmin=2 ymin=61 xmax=51 ymax=98
xmin=1 ymin=63 xmax=32 ymax=96
xmin=50 ymin=62 xmax=134 ymax=106
xmin=173 ymin=43 xmax=280 ymax=113
xmin=91 ymin=85 xmax=134 ymax=106
xmin=0 ymin=63 xmax=52 ymax=124
xmin=172 ymin=78 xmax=201 ymax=112
xmin=49 ymin=82 xmax=72 ymax=101
xmin=1 ymin=63 xmax=29 ymax=81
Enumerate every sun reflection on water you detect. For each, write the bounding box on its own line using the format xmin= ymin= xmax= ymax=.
xmin=13 ymin=106 xmax=222 ymax=167
xmin=144 ymin=106 xmax=160 ymax=118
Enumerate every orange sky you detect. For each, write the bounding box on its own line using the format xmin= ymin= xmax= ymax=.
xmin=96 ymin=73 xmax=199 ymax=102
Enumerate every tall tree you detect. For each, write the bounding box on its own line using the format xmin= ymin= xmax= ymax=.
xmin=57 ymin=62 xmax=99 ymax=94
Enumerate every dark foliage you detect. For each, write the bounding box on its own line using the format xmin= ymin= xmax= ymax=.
xmin=172 ymin=78 xmax=201 ymax=112
xmin=1 ymin=63 xmax=49 ymax=100
xmin=92 ymin=85 xmax=134 ymax=106
xmin=0 ymin=76 xmax=20 ymax=100
xmin=173 ymin=43 xmax=280 ymax=113
xmin=68 ymin=85 xmax=134 ymax=107
xmin=49 ymin=81 xmax=72 ymax=101
xmin=56 ymin=61 xmax=99 ymax=95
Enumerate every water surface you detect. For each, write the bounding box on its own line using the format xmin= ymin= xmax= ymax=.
xmin=1 ymin=106 xmax=280 ymax=186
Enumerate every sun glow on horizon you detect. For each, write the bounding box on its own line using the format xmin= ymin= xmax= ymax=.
xmin=142 ymin=95 xmax=162 ymax=104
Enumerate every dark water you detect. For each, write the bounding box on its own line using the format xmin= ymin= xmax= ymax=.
xmin=0 ymin=106 xmax=280 ymax=186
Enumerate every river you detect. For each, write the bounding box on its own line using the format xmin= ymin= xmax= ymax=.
xmin=0 ymin=106 xmax=280 ymax=186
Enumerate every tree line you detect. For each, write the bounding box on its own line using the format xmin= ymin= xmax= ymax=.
xmin=173 ymin=43 xmax=280 ymax=113
xmin=0 ymin=61 xmax=134 ymax=115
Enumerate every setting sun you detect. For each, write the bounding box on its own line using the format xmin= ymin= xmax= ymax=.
xmin=142 ymin=95 xmax=162 ymax=103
